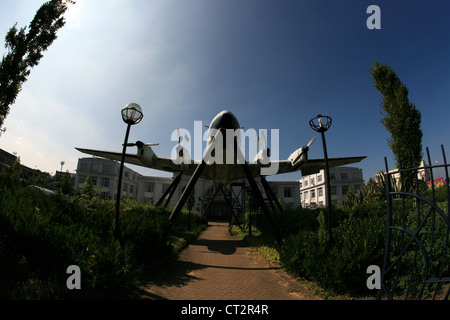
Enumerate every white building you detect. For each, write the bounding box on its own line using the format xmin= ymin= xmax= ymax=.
xmin=75 ymin=157 xmax=300 ymax=218
xmin=376 ymin=160 xmax=430 ymax=190
xmin=299 ymin=166 xmax=364 ymax=208
xmin=75 ymin=157 xmax=141 ymax=201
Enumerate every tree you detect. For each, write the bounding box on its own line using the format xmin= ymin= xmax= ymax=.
xmin=370 ymin=61 xmax=423 ymax=189
xmin=186 ymin=188 xmax=195 ymax=231
xmin=0 ymin=0 xmax=75 ymax=127
xmin=59 ymin=171 xmax=73 ymax=195
xmin=11 ymin=156 xmax=22 ymax=177
xmin=82 ymin=177 xmax=96 ymax=199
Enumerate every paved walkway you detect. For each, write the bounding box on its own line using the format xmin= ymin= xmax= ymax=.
xmin=135 ymin=222 xmax=321 ymax=300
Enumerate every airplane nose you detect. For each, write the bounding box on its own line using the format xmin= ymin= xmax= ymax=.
xmin=217 ymin=113 xmax=240 ymax=130
xmin=136 ymin=141 xmax=144 ymax=148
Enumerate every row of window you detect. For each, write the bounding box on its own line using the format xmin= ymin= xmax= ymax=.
xmin=300 ymin=172 xmax=361 ymax=188
xmin=122 ymin=182 xmax=136 ymax=194
xmin=143 ymin=182 xmax=171 ymax=193
xmin=300 ymin=185 xmax=354 ymax=200
xmin=78 ymin=175 xmax=111 ymax=188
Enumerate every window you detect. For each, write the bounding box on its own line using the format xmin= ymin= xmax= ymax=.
xmin=318 ymin=175 xmax=323 ymax=183
xmin=310 ymin=178 xmax=315 ymax=186
xmin=129 ymin=185 xmax=134 ymax=194
xmin=311 ymin=189 xmax=315 ymax=198
xmin=341 ymin=172 xmax=348 ymax=180
xmin=304 ymin=191 xmax=308 ymax=199
xmin=304 ymin=180 xmax=308 ymax=187
xmin=123 ymin=183 xmax=128 ymax=192
xmin=92 ymin=161 xmax=100 ymax=172
xmin=79 ymin=175 xmax=86 ymax=184
xmin=342 ymin=185 xmax=349 ymax=195
xmin=162 ymin=184 xmax=170 ymax=193
xmin=144 ymin=197 xmax=154 ymax=203
xmin=103 ymin=162 xmax=112 ymax=174
xmin=124 ymin=170 xmax=129 ymax=178
xmin=331 ymin=186 xmax=337 ymax=195
xmin=318 ymin=187 xmax=323 ymax=197
xmin=80 ymin=162 xmax=88 ymax=171
xmin=330 ymin=173 xmax=336 ymax=180
xmin=101 ymin=192 xmax=109 ymax=200
xmin=145 ymin=182 xmax=154 ymax=192
xmin=101 ymin=177 xmax=110 ymax=188
xmin=90 ymin=176 xmax=97 ymax=186
xmin=284 ymin=187 xmax=292 ymax=198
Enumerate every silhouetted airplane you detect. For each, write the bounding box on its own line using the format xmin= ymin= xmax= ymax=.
xmin=76 ymin=110 xmax=365 ymax=245
xmin=76 ymin=110 xmax=365 ymax=185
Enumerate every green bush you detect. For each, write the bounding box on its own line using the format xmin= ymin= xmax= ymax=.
xmin=278 ymin=203 xmax=386 ymax=297
xmin=243 ymin=198 xmax=449 ymax=298
xmin=0 ymin=181 xmax=205 ymax=299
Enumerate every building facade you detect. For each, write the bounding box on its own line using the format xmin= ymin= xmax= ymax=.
xmin=74 ymin=157 xmax=301 ymax=217
xmin=299 ymin=166 xmax=364 ymax=208
xmin=75 ymin=157 xmax=142 ymax=201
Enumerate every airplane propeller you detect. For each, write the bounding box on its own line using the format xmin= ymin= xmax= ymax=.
xmin=124 ymin=141 xmax=159 ymax=148
xmin=258 ymin=131 xmax=271 ymax=157
xmin=302 ymin=136 xmax=317 ymax=152
xmin=288 ymin=136 xmax=317 ymax=167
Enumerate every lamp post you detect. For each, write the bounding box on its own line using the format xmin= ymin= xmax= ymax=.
xmin=114 ymin=103 xmax=143 ymax=238
xmin=309 ymin=114 xmax=333 ymax=245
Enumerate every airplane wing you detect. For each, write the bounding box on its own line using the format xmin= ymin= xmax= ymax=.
xmin=75 ymin=147 xmax=365 ymax=184
xmin=270 ymin=156 xmax=367 ymax=177
xmin=75 ymin=147 xmax=185 ymax=173
xmin=75 ymin=148 xmax=143 ymax=167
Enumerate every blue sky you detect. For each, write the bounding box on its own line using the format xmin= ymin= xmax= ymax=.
xmin=0 ymin=0 xmax=449 ymax=183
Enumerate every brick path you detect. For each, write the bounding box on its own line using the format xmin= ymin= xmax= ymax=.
xmin=135 ymin=221 xmax=321 ymax=300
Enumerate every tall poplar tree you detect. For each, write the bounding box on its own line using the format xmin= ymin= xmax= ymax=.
xmin=0 ymin=0 xmax=75 ymax=127
xmin=370 ymin=61 xmax=423 ymax=173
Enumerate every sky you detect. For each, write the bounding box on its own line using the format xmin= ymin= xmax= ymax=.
xmin=0 ymin=0 xmax=449 ymax=183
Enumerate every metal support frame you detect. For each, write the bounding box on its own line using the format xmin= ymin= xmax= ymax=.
xmin=241 ymin=162 xmax=283 ymax=247
xmin=164 ymin=160 xmax=207 ymax=239
xmin=156 ymin=172 xmax=183 ymax=207
xmin=221 ymin=185 xmax=244 ymax=232
xmin=260 ymin=176 xmax=283 ymax=214
xmin=200 ymin=185 xmax=222 ymax=220
xmin=163 ymin=130 xmax=283 ymax=247
xmin=230 ymin=182 xmax=247 ymax=228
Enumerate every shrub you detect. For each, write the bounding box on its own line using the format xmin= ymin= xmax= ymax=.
xmin=0 ymin=181 xmax=205 ymax=299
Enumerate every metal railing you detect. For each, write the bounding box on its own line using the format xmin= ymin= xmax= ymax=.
xmin=379 ymin=145 xmax=450 ymax=300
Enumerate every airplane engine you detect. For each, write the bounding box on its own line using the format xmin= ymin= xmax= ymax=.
xmin=288 ymin=136 xmax=316 ymax=168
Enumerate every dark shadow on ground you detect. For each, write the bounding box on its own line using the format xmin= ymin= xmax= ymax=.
xmin=192 ymin=239 xmax=247 ymax=255
xmin=132 ymin=224 xmax=282 ymax=297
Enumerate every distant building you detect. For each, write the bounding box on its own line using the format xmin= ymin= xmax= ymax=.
xmin=75 ymin=157 xmax=141 ymax=201
xmin=376 ymin=160 xmax=431 ymax=190
xmin=299 ymin=166 xmax=364 ymax=207
xmin=0 ymin=148 xmax=50 ymax=180
xmin=74 ymin=157 xmax=300 ymax=218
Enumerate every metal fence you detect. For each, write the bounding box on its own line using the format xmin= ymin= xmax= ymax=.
xmin=379 ymin=145 xmax=450 ymax=300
